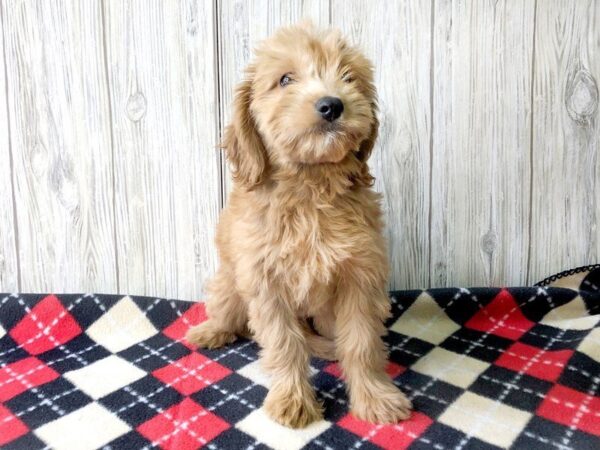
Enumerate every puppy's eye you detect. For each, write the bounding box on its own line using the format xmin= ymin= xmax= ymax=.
xmin=280 ymin=74 xmax=293 ymax=87
xmin=342 ymin=72 xmax=353 ymax=83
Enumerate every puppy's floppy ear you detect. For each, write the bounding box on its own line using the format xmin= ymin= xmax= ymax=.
xmin=223 ymin=71 xmax=268 ymax=189
xmin=353 ymin=102 xmax=379 ymax=186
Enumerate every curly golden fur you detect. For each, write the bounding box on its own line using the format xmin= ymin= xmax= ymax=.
xmin=186 ymin=22 xmax=412 ymax=428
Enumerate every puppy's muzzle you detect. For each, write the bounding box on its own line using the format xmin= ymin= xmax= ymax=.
xmin=315 ymin=96 xmax=344 ymax=122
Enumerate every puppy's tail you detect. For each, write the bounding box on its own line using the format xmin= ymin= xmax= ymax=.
xmin=301 ymin=321 xmax=337 ymax=361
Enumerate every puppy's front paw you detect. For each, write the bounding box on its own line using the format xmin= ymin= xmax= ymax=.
xmin=185 ymin=321 xmax=237 ymax=349
xmin=351 ymin=382 xmax=412 ymax=423
xmin=263 ymin=384 xmax=323 ymax=428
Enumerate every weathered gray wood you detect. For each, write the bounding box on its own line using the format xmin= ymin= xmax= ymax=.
xmin=528 ymin=0 xmax=600 ymax=284
xmin=104 ymin=0 xmax=220 ymax=300
xmin=217 ymin=0 xmax=330 ymax=198
xmin=1 ymin=1 xmax=117 ymax=292
xmin=332 ymin=0 xmax=432 ymax=289
xmin=0 ymin=10 xmax=19 ymax=292
xmin=430 ymin=0 xmax=535 ymax=287
xmin=1 ymin=2 xmax=598 ymax=295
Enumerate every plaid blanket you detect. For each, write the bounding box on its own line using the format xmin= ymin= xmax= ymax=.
xmin=0 ymin=267 xmax=599 ymax=450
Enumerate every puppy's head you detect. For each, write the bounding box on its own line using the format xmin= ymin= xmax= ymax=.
xmin=224 ymin=23 xmax=378 ymax=188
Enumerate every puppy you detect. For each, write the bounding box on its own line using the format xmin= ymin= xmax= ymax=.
xmin=186 ymin=23 xmax=412 ymax=428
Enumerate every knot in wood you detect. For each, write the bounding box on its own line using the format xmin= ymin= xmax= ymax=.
xmin=480 ymin=231 xmax=497 ymax=255
xmin=126 ymin=92 xmax=147 ymax=122
xmin=565 ymin=69 xmax=598 ymax=125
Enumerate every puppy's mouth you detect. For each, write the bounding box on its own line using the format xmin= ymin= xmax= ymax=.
xmin=314 ymin=121 xmax=342 ymax=133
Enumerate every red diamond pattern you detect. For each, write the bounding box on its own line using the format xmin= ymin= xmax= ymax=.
xmin=9 ymin=295 xmax=82 ymax=355
xmin=0 ymin=356 xmax=59 ymax=401
xmin=137 ymin=397 xmax=229 ymax=449
xmin=537 ymin=384 xmax=600 ymax=437
xmin=152 ymin=352 xmax=231 ymax=395
xmin=164 ymin=303 xmax=207 ymax=348
xmin=339 ymin=411 xmax=433 ymax=449
xmin=495 ymin=342 xmax=573 ymax=382
xmin=465 ymin=289 xmax=535 ymax=340
xmin=0 ymin=404 xmax=29 ymax=446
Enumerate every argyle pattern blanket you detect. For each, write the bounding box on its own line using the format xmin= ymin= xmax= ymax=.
xmin=0 ymin=267 xmax=599 ymax=450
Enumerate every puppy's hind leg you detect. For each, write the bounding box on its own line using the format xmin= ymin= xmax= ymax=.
xmin=302 ymin=323 xmax=336 ymax=361
xmin=186 ymin=268 xmax=248 ymax=349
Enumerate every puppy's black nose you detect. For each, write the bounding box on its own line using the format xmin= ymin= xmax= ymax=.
xmin=315 ymin=96 xmax=344 ymax=122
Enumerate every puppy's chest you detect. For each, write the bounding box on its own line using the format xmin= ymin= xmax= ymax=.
xmin=262 ymin=201 xmax=353 ymax=288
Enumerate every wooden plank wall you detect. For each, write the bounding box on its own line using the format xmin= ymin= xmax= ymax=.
xmin=0 ymin=8 xmax=18 ymax=292
xmin=2 ymin=2 xmax=117 ymax=293
xmin=431 ymin=1 xmax=535 ymax=287
xmin=0 ymin=0 xmax=598 ymax=299
xmin=529 ymin=0 xmax=600 ymax=284
xmin=103 ymin=0 xmax=221 ymax=299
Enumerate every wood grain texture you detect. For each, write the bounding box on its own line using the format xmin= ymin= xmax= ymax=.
xmin=430 ymin=0 xmax=535 ymax=287
xmin=1 ymin=2 xmax=598 ymax=296
xmin=217 ymin=0 xmax=330 ymax=198
xmin=104 ymin=0 xmax=220 ymax=300
xmin=332 ymin=0 xmax=432 ymax=289
xmin=0 ymin=10 xmax=19 ymax=291
xmin=528 ymin=0 xmax=600 ymax=284
xmin=2 ymin=1 xmax=117 ymax=292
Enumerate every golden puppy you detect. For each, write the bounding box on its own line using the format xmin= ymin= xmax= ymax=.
xmin=186 ymin=22 xmax=411 ymax=428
